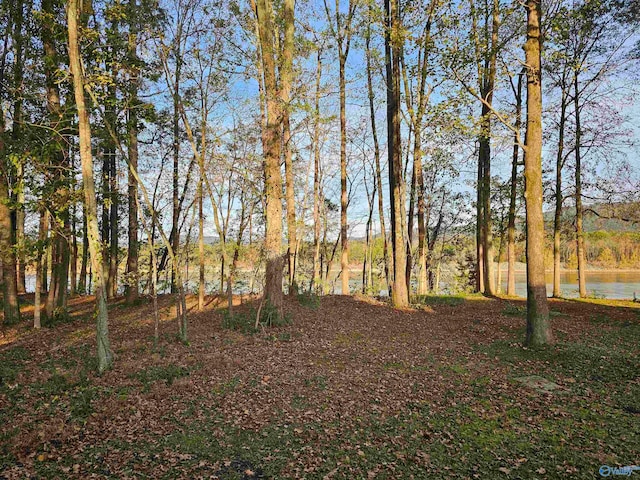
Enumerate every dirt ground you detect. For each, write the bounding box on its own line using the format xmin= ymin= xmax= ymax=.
xmin=1 ymin=293 xmax=639 ymax=479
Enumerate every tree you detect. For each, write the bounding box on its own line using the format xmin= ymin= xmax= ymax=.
xmin=282 ymin=0 xmax=297 ymax=294
xmin=42 ymin=0 xmax=71 ymax=321
xmin=325 ymin=0 xmax=358 ymax=296
xmin=523 ymin=0 xmax=552 ymax=346
xmin=125 ymin=0 xmax=142 ymax=304
xmin=400 ymin=0 xmax=440 ymax=295
xmin=506 ymin=68 xmax=524 ymax=297
xmin=67 ymin=0 xmax=113 ymax=372
xmin=385 ymin=0 xmax=409 ymax=307
xmin=0 ymin=118 xmax=21 ymax=325
xmin=364 ymin=4 xmax=391 ymax=296
xmin=253 ymin=0 xmax=293 ymax=309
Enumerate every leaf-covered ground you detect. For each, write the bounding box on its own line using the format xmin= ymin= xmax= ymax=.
xmin=1 ymin=293 xmax=639 ymax=479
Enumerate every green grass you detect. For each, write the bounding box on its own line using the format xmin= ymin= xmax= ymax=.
xmin=501 ymin=302 xmax=527 ymax=316
xmin=222 ymin=302 xmax=293 ymax=334
xmin=130 ymin=364 xmax=191 ymax=393
xmin=411 ymin=294 xmax=466 ymax=306
xmin=502 ymin=303 xmax=568 ymax=318
xmin=296 ymin=291 xmax=320 ymax=310
xmin=0 ymin=346 xmax=30 ymax=386
xmin=5 ymin=299 xmax=640 ymax=478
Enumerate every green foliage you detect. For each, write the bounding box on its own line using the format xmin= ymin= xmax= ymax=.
xmin=212 ymin=376 xmax=240 ymax=396
xmin=222 ymin=302 xmax=292 ymax=334
xmin=43 ymin=307 xmax=72 ymax=327
xmin=502 ymin=303 xmax=526 ymax=316
xmin=0 ymin=347 xmax=30 ymax=386
xmin=131 ymin=364 xmax=190 ymax=393
xmin=411 ymin=294 xmax=466 ymax=306
xmin=222 ymin=309 xmax=257 ymax=334
xmin=296 ymin=291 xmax=320 ymax=310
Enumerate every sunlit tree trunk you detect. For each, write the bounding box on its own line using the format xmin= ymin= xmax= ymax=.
xmin=553 ymin=93 xmax=568 ymax=298
xmin=68 ymin=0 xmax=113 ymax=371
xmin=325 ymin=0 xmax=357 ymax=296
xmin=507 ymin=70 xmax=524 ymax=297
xmin=311 ymin=48 xmax=323 ymax=293
xmin=386 ymin=0 xmax=408 ymax=307
xmin=282 ymin=0 xmax=297 ymax=295
xmin=365 ymin=10 xmax=391 ymax=296
xmin=0 ymin=121 xmax=21 ymax=325
xmin=523 ymin=0 xmax=552 ymax=346
xmin=574 ymin=72 xmax=587 ymax=298
xmin=125 ymin=3 xmax=140 ymax=304
xmin=42 ymin=0 xmax=70 ymax=319
xmin=255 ymin=0 xmax=286 ymax=308
xmin=78 ymin=207 xmax=88 ymax=293
xmin=34 ymin=209 xmax=48 ymax=328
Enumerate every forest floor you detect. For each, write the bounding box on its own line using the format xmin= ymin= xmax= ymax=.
xmin=1 ymin=292 xmax=639 ymax=479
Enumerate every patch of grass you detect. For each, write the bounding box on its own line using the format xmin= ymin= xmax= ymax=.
xmin=222 ymin=302 xmax=293 ymax=335
xmin=277 ymin=332 xmax=291 ymax=342
xmin=502 ymin=303 xmax=526 ymax=316
xmin=438 ymin=363 xmax=469 ymax=375
xmin=333 ymin=331 xmax=364 ymax=346
xmin=590 ymin=313 xmax=611 ymax=325
xmin=259 ymin=301 xmax=292 ymax=327
xmin=0 ymin=346 xmax=30 ymax=386
xmin=304 ymin=375 xmax=327 ymax=391
xmin=131 ymin=364 xmax=190 ymax=393
xmin=69 ymin=384 xmax=100 ymax=421
xmin=222 ymin=309 xmax=257 ymax=334
xmin=42 ymin=307 xmax=72 ymax=327
xmin=291 ymin=394 xmax=309 ymax=410
xmin=411 ymin=294 xmax=466 ymax=307
xmin=213 ymin=376 xmax=241 ymax=396
xmin=383 ymin=361 xmax=406 ymax=371
xmin=296 ymin=291 xmax=320 ymax=310
xmin=480 ymin=331 xmax=640 ymax=385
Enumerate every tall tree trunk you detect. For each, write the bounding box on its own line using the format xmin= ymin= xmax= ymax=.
xmin=108 ymin=84 xmax=119 ymax=298
xmin=552 ymin=94 xmax=567 ymax=298
xmin=42 ymin=0 xmax=70 ymax=320
xmin=70 ymin=193 xmax=78 ymax=296
xmin=125 ymin=7 xmax=140 ymax=304
xmin=101 ymin=143 xmax=110 ymax=292
xmin=171 ymin=19 xmax=183 ymax=296
xmin=523 ymin=0 xmax=552 ymax=346
xmin=415 ymin=133 xmax=427 ymax=295
xmin=479 ymin=116 xmax=495 ymax=295
xmin=197 ymin=107 xmax=207 ymax=310
xmin=197 ymin=175 xmax=205 ymax=310
xmin=507 ymin=70 xmax=524 ymax=297
xmin=406 ymin=162 xmax=415 ymax=293
xmin=480 ymin=0 xmax=499 ymax=296
xmin=34 ymin=209 xmax=48 ymax=328
xmin=0 ymin=118 xmax=21 ymax=325
xmin=68 ymin=0 xmax=113 ymax=372
xmin=339 ymin=54 xmax=349 ymax=295
xmin=282 ymin=0 xmax=297 ymax=295
xmin=311 ymin=48 xmax=323 ymax=293
xmin=573 ymin=72 xmax=587 ymax=298
xmin=79 ymin=205 xmax=88 ymax=293
xmin=386 ymin=0 xmax=408 ymax=307
xmin=496 ymin=224 xmax=505 ymax=294
xmin=255 ymin=0 xmax=286 ymax=308
xmin=476 ymin=159 xmax=485 ymax=293
xmin=326 ymin=0 xmax=356 ymax=296
xmin=365 ymin=14 xmax=392 ymax=296
xmin=11 ymin=0 xmax=26 ymax=295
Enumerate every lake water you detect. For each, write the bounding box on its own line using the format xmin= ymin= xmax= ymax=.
xmin=24 ymin=270 xmax=640 ymax=300
xmin=499 ymin=270 xmax=640 ymax=300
